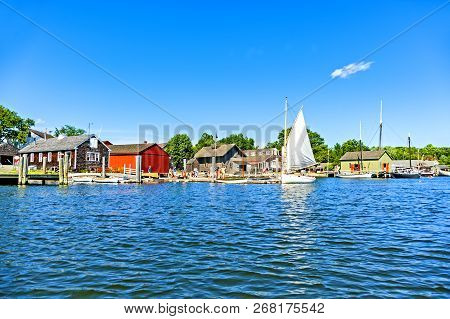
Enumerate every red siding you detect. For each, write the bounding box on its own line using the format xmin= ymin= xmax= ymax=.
xmin=109 ymin=144 xmax=169 ymax=174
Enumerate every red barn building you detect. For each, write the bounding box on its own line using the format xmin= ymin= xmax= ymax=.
xmin=109 ymin=143 xmax=169 ymax=174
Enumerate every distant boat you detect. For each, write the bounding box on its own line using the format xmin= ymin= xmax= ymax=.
xmin=72 ymin=176 xmax=94 ymax=183
xmin=336 ymin=172 xmax=372 ymax=179
xmin=392 ymin=134 xmax=420 ymax=179
xmin=439 ymin=169 xmax=450 ymax=177
xmin=281 ymin=98 xmax=316 ymax=184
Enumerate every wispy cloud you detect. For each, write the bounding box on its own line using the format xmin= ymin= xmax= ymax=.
xmin=35 ymin=118 xmax=45 ymax=125
xmin=331 ymin=61 xmax=373 ymax=79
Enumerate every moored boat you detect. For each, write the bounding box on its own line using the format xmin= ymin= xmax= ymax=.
xmin=392 ymin=168 xmax=420 ymax=179
xmin=439 ymin=169 xmax=450 ymax=177
xmin=336 ymin=172 xmax=372 ymax=179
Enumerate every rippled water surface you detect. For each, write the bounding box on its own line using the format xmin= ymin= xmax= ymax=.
xmin=0 ymin=178 xmax=449 ymax=298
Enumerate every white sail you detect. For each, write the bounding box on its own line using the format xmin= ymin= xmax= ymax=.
xmin=286 ymin=109 xmax=316 ymax=171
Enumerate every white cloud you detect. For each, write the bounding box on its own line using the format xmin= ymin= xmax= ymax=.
xmin=331 ymin=61 xmax=373 ymax=79
xmin=35 ymin=118 xmax=45 ymax=125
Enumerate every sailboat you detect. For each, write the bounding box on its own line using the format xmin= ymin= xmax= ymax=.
xmin=281 ymin=98 xmax=316 ymax=184
xmin=336 ymin=120 xmax=372 ymax=179
xmin=392 ymin=133 xmax=420 ymax=178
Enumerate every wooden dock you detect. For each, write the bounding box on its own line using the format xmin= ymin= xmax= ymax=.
xmin=0 ymin=174 xmax=59 ymax=185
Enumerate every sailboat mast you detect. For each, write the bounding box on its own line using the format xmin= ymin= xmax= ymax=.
xmin=379 ymin=99 xmax=383 ymax=150
xmin=408 ymin=133 xmax=412 ymax=169
xmin=283 ymin=97 xmax=288 ymax=173
xmin=359 ymin=120 xmax=363 ymax=173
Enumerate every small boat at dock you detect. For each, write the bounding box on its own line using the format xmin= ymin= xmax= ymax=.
xmin=72 ymin=176 xmax=94 ymax=183
xmin=392 ymin=134 xmax=420 ymax=179
xmin=336 ymin=172 xmax=372 ymax=179
xmin=93 ymin=177 xmax=121 ymax=184
xmin=439 ymin=169 xmax=450 ymax=177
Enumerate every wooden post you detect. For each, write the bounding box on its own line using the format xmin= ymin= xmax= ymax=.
xmin=43 ymin=157 xmax=47 ymax=174
xmin=63 ymin=153 xmax=69 ymax=185
xmin=58 ymin=158 xmax=64 ymax=185
xmin=123 ymin=163 xmax=126 ymax=175
xmin=18 ymin=156 xmax=23 ymax=185
xmin=22 ymin=154 xmax=28 ymax=185
xmin=102 ymin=157 xmax=106 ymax=178
xmin=136 ymin=155 xmax=142 ymax=183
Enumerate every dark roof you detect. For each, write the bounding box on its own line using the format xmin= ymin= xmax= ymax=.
xmin=194 ymin=144 xmax=242 ymax=158
xmin=232 ymin=154 xmax=278 ymax=164
xmin=30 ymin=129 xmax=54 ymax=139
xmin=109 ymin=143 xmax=157 ymax=155
xmin=19 ymin=134 xmax=98 ymax=153
xmin=0 ymin=143 xmax=19 ymax=156
xmin=340 ymin=150 xmax=390 ymax=161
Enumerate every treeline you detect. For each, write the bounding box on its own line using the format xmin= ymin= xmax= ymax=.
xmin=2 ymin=104 xmax=448 ymax=168
xmin=265 ymin=127 xmax=450 ymax=166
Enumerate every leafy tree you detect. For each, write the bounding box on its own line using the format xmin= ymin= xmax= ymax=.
xmin=341 ymin=139 xmax=370 ymax=154
xmin=218 ymin=133 xmax=256 ymax=150
xmin=54 ymin=125 xmax=86 ymax=137
xmin=308 ymin=129 xmax=328 ymax=163
xmin=266 ymin=127 xmax=291 ymax=151
xmin=0 ymin=105 xmax=35 ymax=145
xmin=194 ymin=132 xmax=215 ymax=152
xmin=265 ymin=127 xmax=329 ymax=162
xmin=165 ymin=134 xmax=194 ymax=169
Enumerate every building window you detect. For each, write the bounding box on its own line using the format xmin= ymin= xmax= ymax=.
xmin=48 ymin=152 xmax=52 ymax=162
xmin=90 ymin=137 xmax=98 ymax=149
xmin=86 ymin=152 xmax=100 ymax=162
xmin=39 ymin=153 xmax=43 ymax=162
xmin=58 ymin=152 xmax=64 ymax=160
xmin=30 ymin=153 xmax=34 ymax=162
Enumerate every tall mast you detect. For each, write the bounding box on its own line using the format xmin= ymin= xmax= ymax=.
xmin=283 ymin=97 xmax=288 ymax=174
xmin=359 ymin=120 xmax=363 ymax=173
xmin=378 ymin=99 xmax=383 ymax=150
xmin=408 ymin=133 xmax=412 ymax=169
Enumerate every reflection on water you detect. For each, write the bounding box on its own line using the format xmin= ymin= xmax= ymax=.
xmin=0 ymin=178 xmax=449 ymax=298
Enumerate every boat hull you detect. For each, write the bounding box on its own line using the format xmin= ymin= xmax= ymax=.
xmin=438 ymin=170 xmax=450 ymax=177
xmin=336 ymin=173 xmax=372 ymax=179
xmin=281 ymin=174 xmax=316 ymax=184
xmin=392 ymin=172 xmax=420 ymax=179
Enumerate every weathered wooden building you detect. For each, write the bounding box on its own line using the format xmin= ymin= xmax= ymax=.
xmin=19 ymin=134 xmax=110 ymax=172
xmin=0 ymin=143 xmax=18 ymax=166
xmin=238 ymin=148 xmax=281 ymax=173
xmin=340 ymin=150 xmax=393 ymax=173
xmin=188 ymin=144 xmax=245 ymax=173
xmin=109 ymin=143 xmax=170 ymax=174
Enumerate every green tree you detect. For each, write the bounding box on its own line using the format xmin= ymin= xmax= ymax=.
xmin=341 ymin=139 xmax=370 ymax=154
xmin=54 ymin=125 xmax=86 ymax=137
xmin=0 ymin=105 xmax=35 ymax=145
xmin=219 ymin=133 xmax=256 ymax=150
xmin=307 ymin=129 xmax=328 ymax=163
xmin=266 ymin=127 xmax=291 ymax=151
xmin=165 ymin=134 xmax=194 ymax=169
xmin=194 ymin=132 xmax=215 ymax=152
xmin=265 ymin=127 xmax=329 ymax=162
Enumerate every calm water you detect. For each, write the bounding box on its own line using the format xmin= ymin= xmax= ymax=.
xmin=0 ymin=178 xmax=449 ymax=298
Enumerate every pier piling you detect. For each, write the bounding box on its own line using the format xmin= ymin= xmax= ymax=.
xmin=102 ymin=157 xmax=106 ymax=178
xmin=136 ymin=155 xmax=142 ymax=183
xmin=63 ymin=153 xmax=69 ymax=185
xmin=18 ymin=156 xmax=23 ymax=185
xmin=58 ymin=158 xmax=63 ymax=185
xmin=22 ymin=154 xmax=28 ymax=185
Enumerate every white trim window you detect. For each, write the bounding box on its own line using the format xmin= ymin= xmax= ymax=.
xmin=86 ymin=152 xmax=100 ymax=162
xmin=30 ymin=153 xmax=34 ymax=162
xmin=48 ymin=152 xmax=52 ymax=162
xmin=39 ymin=153 xmax=43 ymax=162
xmin=58 ymin=152 xmax=64 ymax=160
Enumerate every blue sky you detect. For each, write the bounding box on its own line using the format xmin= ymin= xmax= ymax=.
xmin=0 ymin=0 xmax=449 ymax=147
